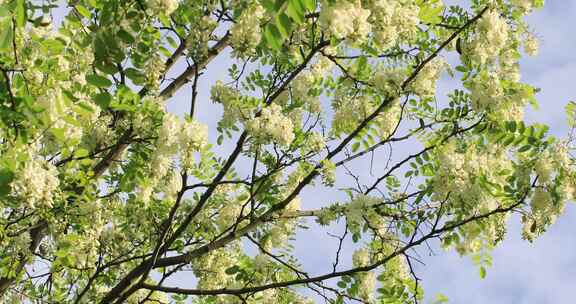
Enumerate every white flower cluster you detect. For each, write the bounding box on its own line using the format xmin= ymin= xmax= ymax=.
xmin=139 ymin=113 xmax=208 ymax=203
xmin=499 ymin=48 xmax=521 ymax=82
xmin=180 ymin=119 xmax=209 ymax=169
xmin=375 ymin=98 xmax=402 ymax=139
xmin=319 ymin=0 xmax=371 ymax=44
xmin=143 ymin=54 xmax=165 ymax=91
xmin=38 ymin=89 xmax=83 ymax=144
xmin=319 ymin=159 xmax=336 ymax=186
xmin=469 ymin=70 xmax=504 ymax=111
xmin=128 ymin=289 xmax=169 ymax=304
xmin=374 ymin=67 xmax=405 ymax=96
xmin=352 ymin=248 xmax=371 ymax=267
xmin=230 ymin=2 xmax=265 ymax=57
xmin=521 ymin=142 xmax=574 ymax=241
xmin=345 ymin=195 xmax=381 ymax=231
xmin=466 ymin=9 xmax=509 ymax=65
xmin=524 ymin=33 xmax=539 ymax=56
xmin=291 ymin=56 xmax=334 ymax=113
xmin=410 ymin=57 xmax=448 ymax=98
xmin=368 ymin=0 xmax=420 ymax=50
xmin=146 ymin=0 xmax=179 ymax=16
xmin=303 ymin=131 xmax=326 ymax=153
xmin=246 ymin=104 xmax=295 ymax=147
xmin=216 ymin=200 xmax=243 ymax=230
xmin=332 ymin=96 xmax=374 ymax=137
xmin=10 ymin=158 xmax=60 ymax=209
xmin=431 ymin=140 xmax=528 ymax=255
xmin=511 ymin=0 xmax=542 ymax=13
xmin=352 ymin=248 xmax=374 ymax=300
xmin=192 ymin=244 xmax=241 ymax=290
xmin=211 ymin=81 xmax=244 ymax=129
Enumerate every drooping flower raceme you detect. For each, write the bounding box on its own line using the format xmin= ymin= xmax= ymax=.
xmin=465 ymin=9 xmax=510 ymax=65
xmin=524 ymin=33 xmax=540 ymax=56
xmin=146 ymin=0 xmax=179 ymax=16
xmin=319 ymin=0 xmax=371 ymax=44
xmin=10 ymin=158 xmax=60 ymax=209
xmin=246 ymin=104 xmax=295 ymax=147
xmin=368 ymin=0 xmax=420 ymax=50
xmin=230 ymin=2 xmax=266 ymax=57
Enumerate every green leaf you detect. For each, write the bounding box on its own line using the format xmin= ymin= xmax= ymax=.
xmin=75 ymin=4 xmax=91 ymax=19
xmin=264 ymin=24 xmax=282 ymax=50
xmin=62 ymin=115 xmax=82 ymax=127
xmin=301 ymin=0 xmax=316 ymax=11
xmin=0 ymin=20 xmax=13 ymax=51
xmin=518 ymin=145 xmax=531 ymax=153
xmin=94 ymin=92 xmax=112 ymax=109
xmin=225 ymin=266 xmax=239 ymax=275
xmin=432 ymin=294 xmax=449 ymax=304
xmin=15 ymin=0 xmax=26 ymax=28
xmin=419 ymin=3 xmax=444 ymax=24
xmin=86 ymin=74 xmax=112 ymax=88
xmin=455 ymin=66 xmax=467 ymax=73
xmin=117 ymin=29 xmax=135 ymax=44
xmin=0 ymin=169 xmax=14 ymax=197
xmin=275 ymin=13 xmax=292 ymax=38
xmin=124 ymin=68 xmax=146 ymax=85
xmin=74 ymin=148 xmax=90 ymax=158
xmin=95 ymin=61 xmax=118 ymax=75
xmin=0 ymin=5 xmax=9 ymax=18
xmin=479 ymin=266 xmax=487 ymax=279
xmin=286 ymin=0 xmax=305 ymax=23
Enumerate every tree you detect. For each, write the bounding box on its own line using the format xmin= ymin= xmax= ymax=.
xmin=0 ymin=0 xmax=570 ymax=302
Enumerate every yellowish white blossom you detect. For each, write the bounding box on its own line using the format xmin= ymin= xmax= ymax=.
xmin=10 ymin=158 xmax=60 ymax=209
xmin=319 ymin=0 xmax=371 ymax=44
xmin=368 ymin=0 xmax=420 ymax=50
xmin=146 ymin=0 xmax=179 ymax=16
xmin=230 ymin=2 xmax=266 ymax=57
xmin=524 ymin=33 xmax=540 ymax=56
xmin=410 ymin=57 xmax=448 ymax=97
xmin=466 ymin=9 xmax=509 ymax=64
xmin=246 ymin=104 xmax=295 ymax=146
xmin=319 ymin=159 xmax=336 ymax=186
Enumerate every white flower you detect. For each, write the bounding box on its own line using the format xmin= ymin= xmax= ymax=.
xmin=147 ymin=0 xmax=179 ymax=16
xmin=374 ymin=67 xmax=405 ymax=96
xmin=524 ymin=33 xmax=539 ymax=56
xmin=211 ymin=81 xmax=244 ymax=128
xmin=376 ymin=98 xmax=402 ymax=139
xmin=466 ymin=9 xmax=509 ymax=64
xmin=531 ymin=188 xmax=552 ymax=212
xmin=511 ymin=0 xmax=541 ymax=13
xmin=246 ymin=104 xmax=295 ymax=146
xmin=319 ymin=159 xmax=336 ymax=186
xmin=180 ymin=119 xmax=209 ymax=170
xmin=305 ymin=131 xmax=326 ymax=153
xmin=331 ymin=95 xmax=374 ymax=137
xmin=369 ymin=0 xmax=420 ymax=50
xmin=410 ymin=57 xmax=448 ymax=97
xmin=230 ymin=2 xmax=266 ymax=57
xmin=10 ymin=158 xmax=60 ymax=209
xmin=358 ymin=271 xmax=376 ymax=301
xmin=352 ymin=248 xmax=370 ymax=267
xmin=469 ymin=71 xmax=503 ymax=111
xmin=162 ymin=171 xmax=182 ymax=198
xmin=144 ymin=54 xmax=165 ymax=91
xmin=319 ymin=0 xmax=371 ymax=44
